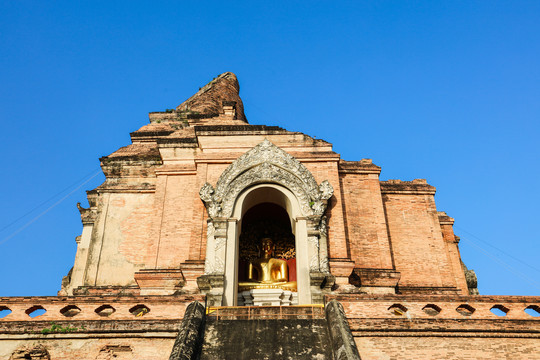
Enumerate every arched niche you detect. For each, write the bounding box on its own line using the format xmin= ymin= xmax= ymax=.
xmin=224 ymin=184 xmax=311 ymax=305
xmin=236 ymin=185 xmax=298 ymax=229
xmin=198 ymin=140 xmax=334 ymax=306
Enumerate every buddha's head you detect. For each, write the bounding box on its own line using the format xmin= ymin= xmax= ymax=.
xmin=260 ymin=238 xmax=274 ymax=258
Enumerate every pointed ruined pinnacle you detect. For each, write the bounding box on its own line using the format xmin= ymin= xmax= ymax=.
xmin=176 ymin=72 xmax=247 ymax=122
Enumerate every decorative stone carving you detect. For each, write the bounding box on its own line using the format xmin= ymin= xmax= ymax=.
xmin=308 ymin=235 xmax=319 ymax=247
xmin=310 ymin=255 xmax=320 ymax=272
xmin=199 ymin=183 xmax=214 ymax=203
xmin=197 ymin=274 xmax=225 ymax=306
xmin=199 ymin=184 xmax=221 ymax=218
xmin=215 ymin=237 xmax=226 ymax=251
xmin=199 ymin=139 xmax=334 ymax=219
xmin=318 ymin=216 xmax=330 ymax=273
xmin=319 ymin=216 xmax=328 ymax=237
xmin=203 ymin=221 xmax=215 ymax=274
xmin=462 ymin=261 xmax=479 ymax=295
xmin=77 ymin=202 xmax=97 ymax=225
xmin=319 ymin=180 xmax=333 ymax=200
xmin=215 ymin=139 xmax=318 ymax=198
xmin=308 ymin=236 xmax=320 ymax=271
xmin=207 ymin=221 xmax=215 ymax=235
xmin=214 ymin=253 xmax=225 ymax=273
xmin=222 ymin=163 xmax=313 ymax=216
xmin=320 ymin=257 xmax=330 ymax=273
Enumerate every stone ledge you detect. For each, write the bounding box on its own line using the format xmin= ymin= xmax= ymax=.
xmin=73 ymin=285 xmax=141 ymax=296
xmin=195 ymin=125 xmax=286 ymax=133
xmin=100 ymin=156 xmax=162 ymax=164
xmin=148 ymin=112 xmax=183 ymax=122
xmin=348 ymin=318 xmax=540 ymax=335
xmin=157 ymin=137 xmax=199 ymax=146
xmin=0 ymin=320 xmax=181 ymax=335
xmin=380 ymin=179 xmax=436 ymax=195
xmin=0 ymin=295 xmax=204 ymax=303
xmin=349 ymin=268 xmax=401 ymax=291
xmin=326 ymin=294 xmax=540 ymax=303
xmin=438 ymin=211 xmax=455 ymax=225
xmin=131 ymin=129 xmax=177 ymax=138
xmin=339 ymin=159 xmax=382 ymax=174
xmin=397 ymin=286 xmax=461 ymax=295
xmin=134 ymin=269 xmax=186 ymax=296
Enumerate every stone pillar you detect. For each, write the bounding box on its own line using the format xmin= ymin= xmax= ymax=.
xmin=197 ymin=219 xmax=227 ymax=306
xmin=203 ymin=220 xmax=216 ymax=275
xmin=223 ymin=218 xmax=239 ymax=306
xmin=295 ymin=217 xmax=312 ymax=305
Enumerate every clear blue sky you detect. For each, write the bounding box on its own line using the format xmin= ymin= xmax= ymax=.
xmin=1 ymin=1 xmax=539 ymax=296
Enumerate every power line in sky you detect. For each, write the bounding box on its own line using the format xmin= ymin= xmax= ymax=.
xmin=0 ymin=168 xmax=102 ymax=233
xmin=0 ymin=170 xmax=102 ymax=247
xmin=459 ymin=235 xmax=540 ymax=292
xmin=455 ymin=225 xmax=540 ymax=275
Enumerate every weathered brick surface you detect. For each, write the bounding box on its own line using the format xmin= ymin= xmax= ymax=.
xmin=120 ymin=196 xmax=157 ymax=266
xmin=355 ymin=337 xmax=540 ymax=360
xmin=84 ymin=193 xmax=156 ymax=287
xmin=1 ymin=337 xmax=176 ymax=360
xmin=175 ymin=72 xmax=247 ymax=122
xmin=305 ymin=160 xmax=348 ymax=259
xmin=155 ymin=174 xmax=198 ymax=268
xmin=339 ymin=172 xmax=393 ymax=269
xmin=439 ymin=213 xmax=470 ymax=294
xmin=381 ymin=191 xmax=459 ymax=291
xmin=189 ymin=162 xmax=210 ymax=261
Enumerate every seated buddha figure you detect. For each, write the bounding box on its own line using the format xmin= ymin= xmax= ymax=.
xmin=238 ymin=238 xmax=297 ymax=292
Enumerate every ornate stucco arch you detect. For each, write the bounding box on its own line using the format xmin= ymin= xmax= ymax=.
xmin=200 ymin=139 xmax=333 ymax=218
xmin=198 ymin=139 xmax=335 ymax=306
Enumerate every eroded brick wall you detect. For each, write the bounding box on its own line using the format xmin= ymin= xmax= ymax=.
xmin=2 ymin=338 xmax=175 ymax=360
xmin=355 ymin=336 xmax=540 ymax=360
xmin=84 ymin=193 xmax=156 ymax=287
xmin=339 ymin=172 xmax=393 ymax=269
xmin=382 ymin=192 xmax=458 ymax=292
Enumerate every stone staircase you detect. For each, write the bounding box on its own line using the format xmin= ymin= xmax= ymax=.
xmin=169 ymin=301 xmax=360 ymax=360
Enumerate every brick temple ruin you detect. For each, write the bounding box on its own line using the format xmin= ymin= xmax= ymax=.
xmin=1 ymin=72 xmax=539 ymax=359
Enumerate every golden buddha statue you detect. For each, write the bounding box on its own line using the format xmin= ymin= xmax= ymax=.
xmin=238 ymin=238 xmax=297 ymax=292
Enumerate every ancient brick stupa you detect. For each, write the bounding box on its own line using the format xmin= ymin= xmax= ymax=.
xmin=1 ymin=73 xmax=539 ymax=359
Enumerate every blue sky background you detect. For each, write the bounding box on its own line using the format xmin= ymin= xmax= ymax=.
xmin=0 ymin=1 xmax=539 ymax=296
